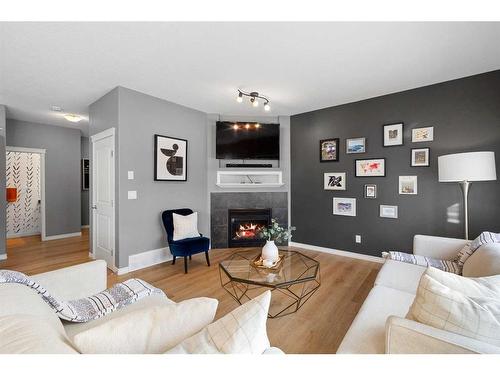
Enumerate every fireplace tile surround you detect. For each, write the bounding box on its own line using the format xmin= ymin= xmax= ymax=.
xmin=210 ymin=192 xmax=288 ymax=248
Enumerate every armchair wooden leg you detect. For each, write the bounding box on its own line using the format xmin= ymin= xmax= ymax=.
xmin=205 ymin=251 xmax=210 ymax=267
xmin=172 ymin=256 xmax=176 ymax=265
xmin=189 ymin=255 xmax=192 ymax=261
xmin=184 ymin=256 xmax=188 ymax=274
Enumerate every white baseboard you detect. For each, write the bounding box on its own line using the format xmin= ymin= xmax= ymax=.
xmin=289 ymin=241 xmax=384 ymax=263
xmin=43 ymin=232 xmax=82 ymax=241
xmin=0 ymin=253 xmax=7 ymax=260
xmin=88 ymin=252 xmax=95 ymax=259
xmin=128 ymin=246 xmax=173 ymax=273
xmin=110 ymin=264 xmax=130 ymax=275
xmin=7 ymin=232 xmax=41 ymax=239
xmin=81 ymin=225 xmax=90 ymax=229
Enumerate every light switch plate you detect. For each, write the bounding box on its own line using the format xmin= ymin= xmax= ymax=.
xmin=355 ymin=235 xmax=361 ymax=243
xmin=128 ymin=191 xmax=137 ymax=200
xmin=128 ymin=171 xmax=134 ymax=180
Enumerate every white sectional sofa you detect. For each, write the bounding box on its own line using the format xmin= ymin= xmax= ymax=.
xmin=0 ymin=260 xmax=281 ymax=354
xmin=337 ymin=234 xmax=500 ymax=354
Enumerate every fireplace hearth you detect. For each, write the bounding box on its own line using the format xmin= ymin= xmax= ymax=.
xmin=228 ymin=208 xmax=271 ymax=248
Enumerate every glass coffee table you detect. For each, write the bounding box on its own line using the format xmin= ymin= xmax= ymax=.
xmin=219 ymin=249 xmax=321 ymax=318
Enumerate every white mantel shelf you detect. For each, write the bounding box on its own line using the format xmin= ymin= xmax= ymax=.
xmin=216 ymin=170 xmax=284 ymax=188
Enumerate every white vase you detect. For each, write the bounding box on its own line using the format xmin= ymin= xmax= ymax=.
xmin=261 ymin=240 xmax=279 ymax=262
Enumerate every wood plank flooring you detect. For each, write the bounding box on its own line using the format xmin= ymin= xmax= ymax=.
xmin=1 ymin=230 xmax=381 ymax=354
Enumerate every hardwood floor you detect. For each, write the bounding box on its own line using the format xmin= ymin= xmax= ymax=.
xmin=1 ymin=230 xmax=381 ymax=354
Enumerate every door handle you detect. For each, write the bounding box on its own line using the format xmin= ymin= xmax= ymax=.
xmin=91 ymin=205 xmax=97 ymax=210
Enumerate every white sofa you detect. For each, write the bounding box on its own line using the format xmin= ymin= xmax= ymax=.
xmin=0 ymin=260 xmax=281 ymax=354
xmin=337 ymin=234 xmax=500 ymax=354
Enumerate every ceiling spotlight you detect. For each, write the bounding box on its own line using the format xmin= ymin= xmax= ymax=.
xmin=50 ymin=105 xmax=62 ymax=112
xmin=63 ymin=114 xmax=83 ymax=123
xmin=232 ymin=124 xmax=239 ymax=130
xmin=236 ymin=89 xmax=270 ymax=112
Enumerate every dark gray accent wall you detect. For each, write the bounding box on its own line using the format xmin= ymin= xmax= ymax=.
xmin=0 ymin=105 xmax=6 ymax=258
xmin=6 ymin=119 xmax=82 ymax=237
xmin=291 ymin=70 xmax=500 ymax=257
xmin=81 ymin=136 xmax=89 ymax=226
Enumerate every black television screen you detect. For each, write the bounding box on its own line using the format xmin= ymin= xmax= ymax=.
xmin=216 ymin=121 xmax=280 ymax=160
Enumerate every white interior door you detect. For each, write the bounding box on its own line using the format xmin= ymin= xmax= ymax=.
xmin=91 ymin=129 xmax=115 ymax=269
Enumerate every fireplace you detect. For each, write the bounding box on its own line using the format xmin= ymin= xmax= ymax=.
xmin=228 ymin=208 xmax=271 ymax=248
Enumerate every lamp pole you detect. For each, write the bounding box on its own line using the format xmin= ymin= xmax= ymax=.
xmin=459 ymin=180 xmax=470 ymax=240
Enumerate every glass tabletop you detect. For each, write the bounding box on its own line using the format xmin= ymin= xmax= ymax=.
xmin=219 ymin=249 xmax=319 ymax=288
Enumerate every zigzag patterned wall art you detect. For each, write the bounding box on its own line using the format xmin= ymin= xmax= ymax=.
xmin=6 ymin=151 xmax=41 ymax=237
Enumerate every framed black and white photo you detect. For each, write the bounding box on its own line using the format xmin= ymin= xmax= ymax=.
xmin=364 ymin=184 xmax=377 ymax=199
xmin=399 ymin=176 xmax=418 ymax=195
xmin=411 ymin=148 xmax=430 ymax=167
xmin=346 ymin=137 xmax=366 ymax=154
xmin=355 ymin=158 xmax=386 ymax=177
xmin=154 ymin=134 xmax=187 ymax=181
xmin=320 ymin=138 xmax=339 ymax=162
xmin=333 ymin=197 xmax=356 ymax=217
xmin=324 ymin=172 xmax=346 ymax=190
xmin=380 ymin=205 xmax=398 ymax=219
xmin=383 ymin=122 xmax=404 ymax=147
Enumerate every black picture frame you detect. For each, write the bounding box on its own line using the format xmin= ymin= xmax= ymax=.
xmin=154 ymin=134 xmax=188 ymax=181
xmin=319 ymin=138 xmax=340 ymax=162
xmin=354 ymin=158 xmax=386 ymax=177
xmin=383 ymin=122 xmax=404 ymax=147
xmin=410 ymin=147 xmax=430 ymax=167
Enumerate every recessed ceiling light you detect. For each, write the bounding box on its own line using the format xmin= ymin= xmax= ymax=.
xmin=50 ymin=105 xmax=62 ymax=112
xmin=63 ymin=114 xmax=82 ymax=123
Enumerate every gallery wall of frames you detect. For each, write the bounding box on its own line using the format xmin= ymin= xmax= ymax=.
xmin=290 ymin=70 xmax=500 ymax=257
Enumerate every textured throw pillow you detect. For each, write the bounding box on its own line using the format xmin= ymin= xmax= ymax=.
xmin=166 ymin=291 xmax=272 ymax=354
xmin=72 ymin=297 xmax=218 ymax=354
xmin=407 ymin=267 xmax=500 ymax=346
xmin=0 ymin=315 xmax=78 ymax=354
xmin=172 ymin=212 xmax=200 ymax=241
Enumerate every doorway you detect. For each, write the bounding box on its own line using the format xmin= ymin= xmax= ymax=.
xmin=5 ymin=146 xmax=46 ymax=240
xmin=90 ymin=128 xmax=116 ymax=270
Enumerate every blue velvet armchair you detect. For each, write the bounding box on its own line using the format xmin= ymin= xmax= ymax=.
xmin=161 ymin=208 xmax=210 ymax=273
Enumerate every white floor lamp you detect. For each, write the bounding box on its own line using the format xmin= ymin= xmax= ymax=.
xmin=438 ymin=151 xmax=497 ymax=240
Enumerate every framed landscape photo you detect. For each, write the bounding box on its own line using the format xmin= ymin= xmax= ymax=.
xmin=380 ymin=205 xmax=398 ymax=219
xmin=320 ymin=138 xmax=339 ymax=162
xmin=364 ymin=184 xmax=377 ymax=199
xmin=411 ymin=148 xmax=430 ymax=167
xmin=333 ymin=197 xmax=356 ymax=217
xmin=154 ymin=134 xmax=188 ymax=181
xmin=399 ymin=176 xmax=417 ymax=195
xmin=383 ymin=122 xmax=404 ymax=146
xmin=324 ymin=172 xmax=347 ymax=190
xmin=346 ymin=137 xmax=366 ymax=154
xmin=412 ymin=126 xmax=434 ymax=142
xmin=355 ymin=158 xmax=386 ymax=177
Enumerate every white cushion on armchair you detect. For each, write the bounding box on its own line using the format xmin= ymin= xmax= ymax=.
xmin=172 ymin=212 xmax=200 ymax=241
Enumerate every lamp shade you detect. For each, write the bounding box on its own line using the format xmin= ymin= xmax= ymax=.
xmin=438 ymin=151 xmax=497 ymax=182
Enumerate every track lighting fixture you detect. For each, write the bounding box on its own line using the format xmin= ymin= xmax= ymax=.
xmin=236 ymin=89 xmax=271 ymax=111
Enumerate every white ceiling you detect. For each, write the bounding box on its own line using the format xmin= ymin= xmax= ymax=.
xmin=1 ymin=22 xmax=500 ymax=136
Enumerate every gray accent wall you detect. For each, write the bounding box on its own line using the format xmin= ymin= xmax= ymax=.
xmin=0 ymin=105 xmax=6 ymax=257
xmin=6 ymin=120 xmax=82 ymax=237
xmin=81 ymin=136 xmax=89 ymax=226
xmin=291 ymin=70 xmax=500 ymax=257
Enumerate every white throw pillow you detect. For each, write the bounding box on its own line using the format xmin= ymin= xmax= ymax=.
xmin=72 ymin=297 xmax=218 ymax=354
xmin=166 ymin=291 xmax=272 ymax=354
xmin=172 ymin=212 xmax=200 ymax=241
xmin=0 ymin=315 xmax=79 ymax=354
xmin=463 ymin=243 xmax=500 ymax=277
xmin=407 ymin=267 xmax=500 ymax=346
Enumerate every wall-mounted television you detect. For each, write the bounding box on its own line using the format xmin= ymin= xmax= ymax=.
xmin=216 ymin=121 xmax=280 ymax=160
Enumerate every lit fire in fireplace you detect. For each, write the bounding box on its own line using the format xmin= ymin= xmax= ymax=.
xmin=234 ymin=222 xmax=265 ymax=239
